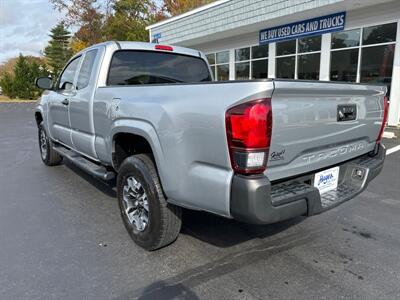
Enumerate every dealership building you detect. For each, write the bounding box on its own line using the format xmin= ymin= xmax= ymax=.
xmin=147 ymin=0 xmax=400 ymax=126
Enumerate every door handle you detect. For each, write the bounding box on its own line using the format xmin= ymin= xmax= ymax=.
xmin=62 ymin=98 xmax=69 ymax=106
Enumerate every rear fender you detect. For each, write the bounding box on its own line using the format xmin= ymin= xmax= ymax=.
xmin=108 ymin=119 xmax=171 ymax=193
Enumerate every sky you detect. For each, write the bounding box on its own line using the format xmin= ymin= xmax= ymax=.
xmin=0 ymin=0 xmax=64 ymax=63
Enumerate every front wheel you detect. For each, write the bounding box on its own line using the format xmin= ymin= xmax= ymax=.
xmin=38 ymin=122 xmax=63 ymax=166
xmin=117 ymin=154 xmax=182 ymax=251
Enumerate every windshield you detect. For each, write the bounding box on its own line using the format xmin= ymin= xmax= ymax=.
xmin=107 ymin=50 xmax=212 ymax=85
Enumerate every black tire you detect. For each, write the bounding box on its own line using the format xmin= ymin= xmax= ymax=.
xmin=117 ymin=154 xmax=182 ymax=251
xmin=38 ymin=122 xmax=63 ymax=166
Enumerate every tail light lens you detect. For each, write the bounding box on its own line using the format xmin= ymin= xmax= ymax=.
xmin=376 ymin=96 xmax=389 ymax=143
xmin=226 ymin=98 xmax=272 ymax=175
xmin=155 ymin=45 xmax=173 ymax=51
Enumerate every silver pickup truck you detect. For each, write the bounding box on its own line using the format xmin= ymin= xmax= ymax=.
xmin=35 ymin=41 xmax=387 ymax=250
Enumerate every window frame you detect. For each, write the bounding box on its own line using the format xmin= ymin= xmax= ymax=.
xmin=56 ymin=55 xmax=82 ymax=91
xmin=329 ymin=47 xmax=359 ymax=82
xmin=297 ymin=52 xmax=321 ymax=80
xmin=76 ymin=49 xmax=98 ymax=91
xmin=206 ymin=50 xmax=230 ymax=81
xmin=330 ymin=21 xmax=398 ymax=83
xmin=234 ymin=44 xmax=269 ymax=80
xmin=275 ymin=36 xmax=322 ymax=80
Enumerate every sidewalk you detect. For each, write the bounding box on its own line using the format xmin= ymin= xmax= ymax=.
xmin=383 ymin=127 xmax=400 ymax=150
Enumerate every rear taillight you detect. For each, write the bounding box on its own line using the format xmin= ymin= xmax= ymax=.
xmin=377 ymin=96 xmax=389 ymax=143
xmin=155 ymin=45 xmax=173 ymax=51
xmin=226 ymin=98 xmax=272 ymax=175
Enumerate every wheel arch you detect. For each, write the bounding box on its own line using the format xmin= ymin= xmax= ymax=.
xmin=110 ymin=120 xmax=170 ymax=194
xmin=112 ymin=132 xmax=154 ymax=169
xmin=34 ymin=110 xmax=43 ymax=127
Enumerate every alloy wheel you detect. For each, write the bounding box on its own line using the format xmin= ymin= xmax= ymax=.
xmin=122 ymin=176 xmax=149 ymax=231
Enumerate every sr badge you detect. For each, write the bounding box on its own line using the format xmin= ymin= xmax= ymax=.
xmin=270 ymin=149 xmax=285 ymax=161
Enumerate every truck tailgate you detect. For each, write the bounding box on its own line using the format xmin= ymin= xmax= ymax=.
xmin=266 ymin=80 xmax=386 ymax=181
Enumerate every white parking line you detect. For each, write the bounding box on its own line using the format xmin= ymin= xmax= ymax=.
xmin=387 ymin=145 xmax=400 ymax=156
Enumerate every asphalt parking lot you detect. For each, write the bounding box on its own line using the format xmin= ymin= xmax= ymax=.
xmin=1 ymin=103 xmax=400 ymax=300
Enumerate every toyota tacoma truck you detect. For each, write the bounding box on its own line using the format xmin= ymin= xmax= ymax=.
xmin=34 ymin=41 xmax=387 ymax=250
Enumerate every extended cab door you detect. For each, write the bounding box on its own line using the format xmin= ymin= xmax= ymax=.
xmin=47 ymin=56 xmax=81 ymax=147
xmin=68 ymin=48 xmax=101 ymax=159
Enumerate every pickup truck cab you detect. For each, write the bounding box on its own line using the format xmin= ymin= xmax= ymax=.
xmin=35 ymin=41 xmax=387 ymax=250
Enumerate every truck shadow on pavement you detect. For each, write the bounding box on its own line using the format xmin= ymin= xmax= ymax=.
xmin=181 ymin=209 xmax=305 ymax=248
xmin=113 ymin=280 xmax=199 ymax=300
xmin=63 ymin=160 xmax=305 ymax=249
xmin=64 ymin=160 xmax=117 ymax=198
xmin=115 ymin=219 xmax=314 ymax=300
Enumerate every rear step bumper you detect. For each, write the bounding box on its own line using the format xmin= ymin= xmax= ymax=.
xmin=230 ymin=143 xmax=386 ymax=224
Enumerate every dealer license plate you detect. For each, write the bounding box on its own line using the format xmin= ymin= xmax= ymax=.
xmin=314 ymin=166 xmax=340 ymax=194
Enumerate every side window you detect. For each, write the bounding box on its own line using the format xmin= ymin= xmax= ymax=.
xmin=77 ymin=50 xmax=98 ymax=90
xmin=58 ymin=57 xmax=80 ymax=90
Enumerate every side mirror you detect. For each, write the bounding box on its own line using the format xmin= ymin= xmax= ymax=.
xmin=35 ymin=77 xmax=53 ymax=90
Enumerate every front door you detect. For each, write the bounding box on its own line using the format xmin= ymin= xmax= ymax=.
xmin=47 ymin=56 xmax=81 ymax=147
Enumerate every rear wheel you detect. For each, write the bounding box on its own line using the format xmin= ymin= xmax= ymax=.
xmin=38 ymin=122 xmax=62 ymax=166
xmin=117 ymin=154 xmax=182 ymax=250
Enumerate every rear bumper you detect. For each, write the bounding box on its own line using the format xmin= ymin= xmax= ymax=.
xmin=230 ymin=143 xmax=386 ymax=224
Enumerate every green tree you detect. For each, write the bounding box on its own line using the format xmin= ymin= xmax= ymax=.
xmin=0 ymin=72 xmax=16 ymax=98
xmin=50 ymin=0 xmax=111 ymax=47
xmin=29 ymin=61 xmax=50 ymax=96
xmin=162 ymin=0 xmax=214 ymax=17
xmin=12 ymin=54 xmax=33 ymax=99
xmin=104 ymin=0 xmax=156 ymax=41
xmin=0 ymin=55 xmax=50 ymax=99
xmin=44 ymin=22 xmax=73 ymax=77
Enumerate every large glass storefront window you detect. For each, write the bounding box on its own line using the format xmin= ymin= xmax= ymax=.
xmin=297 ymin=36 xmax=321 ymax=79
xmin=235 ymin=47 xmax=250 ymax=80
xmin=276 ymin=40 xmax=296 ymax=56
xmin=298 ymin=35 xmax=321 ymax=53
xmin=206 ymin=53 xmax=215 ymax=79
xmin=276 ymin=40 xmax=296 ymax=78
xmin=330 ymin=29 xmax=360 ymax=82
xmin=206 ymin=50 xmax=229 ymax=81
xmin=276 ymin=35 xmax=321 ymax=79
xmin=330 ymin=23 xmax=397 ymax=95
xmin=331 ymin=29 xmax=360 ymax=49
xmin=360 ymin=44 xmax=395 ymax=88
xmin=251 ymin=45 xmax=268 ymax=79
xmin=276 ymin=56 xmax=295 ymax=78
xmin=362 ymin=23 xmax=397 ymax=45
xmin=361 ymin=24 xmax=397 ymax=95
xmin=298 ymin=53 xmax=320 ymax=80
xmin=330 ymin=48 xmax=358 ymax=82
xmin=234 ymin=45 xmax=268 ymax=80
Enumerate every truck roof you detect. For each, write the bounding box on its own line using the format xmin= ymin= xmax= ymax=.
xmin=77 ymin=41 xmax=203 ymax=59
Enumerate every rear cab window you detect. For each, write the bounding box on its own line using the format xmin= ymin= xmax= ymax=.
xmin=77 ymin=49 xmax=98 ymax=90
xmin=107 ymin=50 xmax=212 ymax=85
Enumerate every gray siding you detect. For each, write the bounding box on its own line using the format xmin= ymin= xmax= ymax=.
xmin=151 ymin=0 xmax=344 ymax=44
